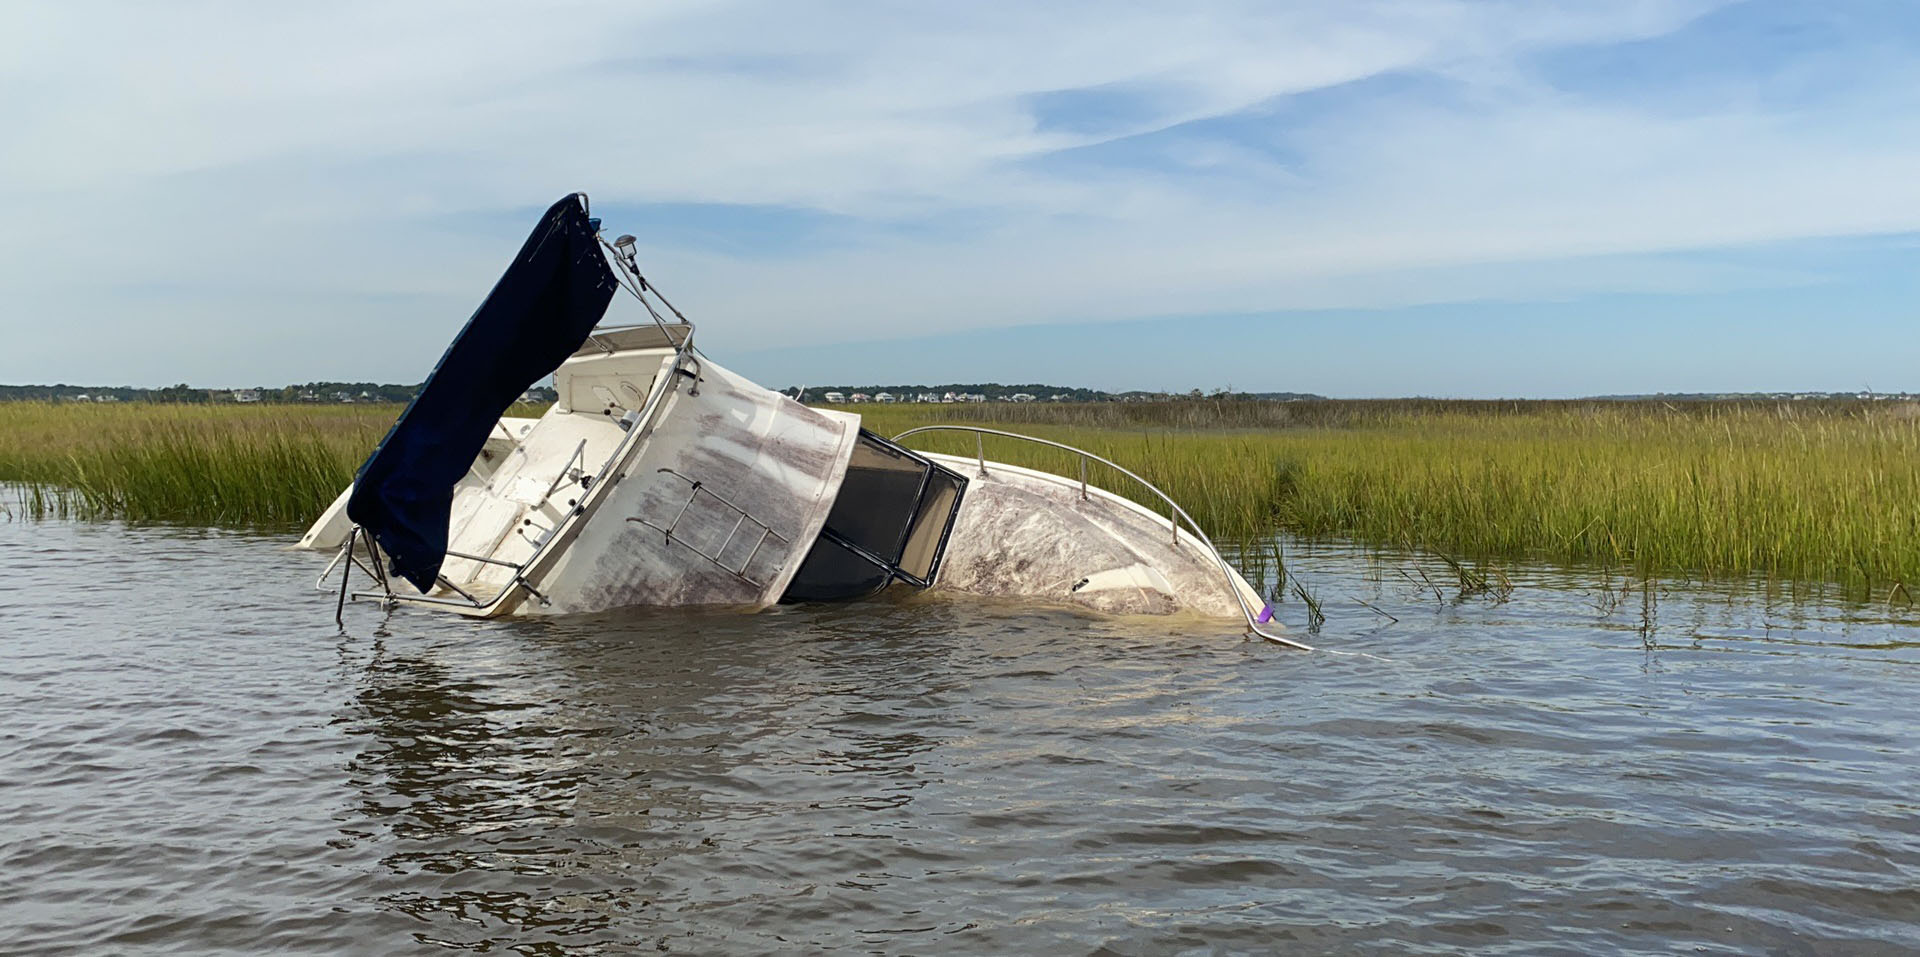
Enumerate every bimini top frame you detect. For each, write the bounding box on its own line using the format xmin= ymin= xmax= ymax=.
xmin=891 ymin=425 xmax=1313 ymax=651
xmin=325 ymin=227 xmax=703 ymax=623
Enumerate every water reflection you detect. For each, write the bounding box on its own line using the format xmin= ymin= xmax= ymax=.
xmin=4 ymin=518 xmax=1918 ymax=954
xmin=336 ymin=598 xmax=985 ymax=951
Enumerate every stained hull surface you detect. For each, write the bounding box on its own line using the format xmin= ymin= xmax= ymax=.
xmin=923 ymin=454 xmax=1263 ymax=618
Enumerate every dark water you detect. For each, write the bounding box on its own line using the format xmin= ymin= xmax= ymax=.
xmin=2 ymin=518 xmax=1917 ymax=955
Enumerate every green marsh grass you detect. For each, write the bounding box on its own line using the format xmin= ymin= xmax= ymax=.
xmin=856 ymin=399 xmax=1920 ymax=596
xmin=4 ymin=398 xmax=1917 ymax=595
xmin=0 ymin=402 xmax=393 ymax=527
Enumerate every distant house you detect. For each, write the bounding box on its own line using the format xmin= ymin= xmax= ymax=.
xmin=963 ymin=393 xmax=986 ymax=403
xmin=917 ymin=392 xmax=940 ymax=403
xmin=1049 ymin=393 xmax=1069 ymax=402
xmin=822 ymin=391 xmax=846 ymax=403
xmin=874 ymin=392 xmax=897 ymax=403
xmin=849 ymin=392 xmax=871 ymax=403
xmin=232 ymin=389 xmax=262 ymax=403
xmin=1010 ymin=393 xmax=1035 ymax=403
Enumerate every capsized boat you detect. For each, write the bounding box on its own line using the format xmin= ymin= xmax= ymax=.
xmin=301 ymin=194 xmax=1307 ymax=649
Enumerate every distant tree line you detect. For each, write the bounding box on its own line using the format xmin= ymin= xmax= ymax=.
xmin=783 ymin=383 xmax=1326 ymax=403
xmin=0 ymin=382 xmax=433 ymax=403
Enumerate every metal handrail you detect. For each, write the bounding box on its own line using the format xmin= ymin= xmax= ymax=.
xmin=541 ymin=438 xmax=589 ymax=502
xmin=890 ymin=425 xmax=1312 ymax=651
xmin=331 ymin=331 xmax=697 ymax=619
xmin=331 ymin=220 xmax=704 ymax=622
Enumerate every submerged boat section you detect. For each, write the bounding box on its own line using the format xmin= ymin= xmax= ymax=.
xmin=304 ymin=193 xmax=1306 ymax=648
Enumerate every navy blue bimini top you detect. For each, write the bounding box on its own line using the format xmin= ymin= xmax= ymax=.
xmin=346 ymin=194 xmax=617 ymax=591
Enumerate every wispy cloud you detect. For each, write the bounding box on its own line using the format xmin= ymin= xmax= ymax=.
xmin=2 ymin=0 xmax=1915 ymax=386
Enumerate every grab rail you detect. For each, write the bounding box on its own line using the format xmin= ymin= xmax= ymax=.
xmin=330 ymin=323 xmax=696 ymax=622
xmin=330 ymin=218 xmax=704 ymax=623
xmin=541 ymin=438 xmax=589 ymax=502
xmin=890 ymin=425 xmax=1312 ymax=651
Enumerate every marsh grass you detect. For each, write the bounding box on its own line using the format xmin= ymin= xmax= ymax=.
xmin=857 ymin=399 xmax=1920 ymax=597
xmin=4 ymin=398 xmax=1917 ymax=595
xmin=0 ymin=402 xmax=394 ymax=527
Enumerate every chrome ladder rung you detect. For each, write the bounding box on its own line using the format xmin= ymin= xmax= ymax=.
xmin=627 ymin=468 xmax=790 ymax=587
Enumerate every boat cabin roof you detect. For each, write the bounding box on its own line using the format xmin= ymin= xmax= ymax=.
xmin=573 ymin=324 xmax=692 ymax=358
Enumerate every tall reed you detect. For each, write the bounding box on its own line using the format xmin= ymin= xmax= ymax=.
xmin=6 ymin=397 xmax=1917 ymax=594
xmin=0 ymin=403 xmax=391 ymax=527
xmin=856 ymin=399 xmax=1920 ymax=594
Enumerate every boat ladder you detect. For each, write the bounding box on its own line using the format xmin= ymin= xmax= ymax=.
xmin=628 ymin=468 xmax=789 ymax=588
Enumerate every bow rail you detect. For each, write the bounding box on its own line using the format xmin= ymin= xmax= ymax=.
xmin=890 ymin=425 xmax=1312 ymax=651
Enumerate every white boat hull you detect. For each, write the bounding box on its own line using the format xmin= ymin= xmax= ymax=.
xmin=301 ymin=195 xmax=1287 ymax=641
xmin=922 ymin=454 xmax=1265 ymax=618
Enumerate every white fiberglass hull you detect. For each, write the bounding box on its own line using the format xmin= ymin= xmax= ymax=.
xmin=306 ymin=334 xmax=858 ymax=618
xmin=921 ymin=454 xmax=1266 ymax=619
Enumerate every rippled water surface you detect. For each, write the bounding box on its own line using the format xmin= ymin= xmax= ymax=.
xmin=2 ymin=518 xmax=1917 ymax=955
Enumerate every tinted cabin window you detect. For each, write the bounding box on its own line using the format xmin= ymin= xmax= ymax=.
xmin=820 ymin=437 xmax=927 ymax=562
xmin=898 ymin=469 xmax=962 ymax=580
xmin=781 ymin=431 xmax=966 ymax=603
xmin=780 ymin=536 xmax=894 ymax=602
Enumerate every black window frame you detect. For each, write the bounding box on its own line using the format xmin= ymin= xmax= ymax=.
xmin=780 ymin=430 xmax=968 ymax=602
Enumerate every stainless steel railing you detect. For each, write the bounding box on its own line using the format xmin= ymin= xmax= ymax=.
xmin=890 ymin=425 xmax=1311 ymax=651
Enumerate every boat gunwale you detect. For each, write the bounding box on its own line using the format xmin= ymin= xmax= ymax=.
xmin=362 ymin=327 xmax=699 ymax=617
xmin=898 ymin=425 xmax=1309 ymax=650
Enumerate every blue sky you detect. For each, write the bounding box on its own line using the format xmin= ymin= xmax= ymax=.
xmin=2 ymin=0 xmax=1917 ymax=397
